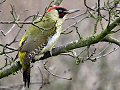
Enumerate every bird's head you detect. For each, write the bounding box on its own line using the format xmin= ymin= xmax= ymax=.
xmin=47 ymin=6 xmax=79 ymax=21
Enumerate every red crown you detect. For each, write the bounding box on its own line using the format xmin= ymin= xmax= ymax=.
xmin=47 ymin=6 xmax=66 ymax=12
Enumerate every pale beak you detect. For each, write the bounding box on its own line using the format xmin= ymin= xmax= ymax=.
xmin=64 ymin=9 xmax=80 ymax=14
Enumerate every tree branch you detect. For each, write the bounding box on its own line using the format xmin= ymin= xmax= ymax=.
xmin=0 ymin=61 xmax=21 ymax=79
xmin=102 ymin=36 xmax=120 ymax=46
xmin=0 ymin=16 xmax=120 ymax=79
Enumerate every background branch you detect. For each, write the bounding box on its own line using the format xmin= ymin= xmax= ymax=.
xmin=54 ymin=0 xmax=63 ymax=6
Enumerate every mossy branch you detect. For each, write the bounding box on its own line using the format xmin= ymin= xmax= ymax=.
xmin=0 ymin=61 xmax=22 ymax=79
xmin=0 ymin=16 xmax=120 ymax=79
xmin=102 ymin=36 xmax=120 ymax=46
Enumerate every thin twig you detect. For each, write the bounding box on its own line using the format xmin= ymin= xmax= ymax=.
xmin=0 ymin=0 xmax=6 ymax=4
xmin=44 ymin=61 xmax=72 ymax=80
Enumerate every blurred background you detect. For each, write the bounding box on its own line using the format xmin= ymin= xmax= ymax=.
xmin=0 ymin=0 xmax=120 ymax=90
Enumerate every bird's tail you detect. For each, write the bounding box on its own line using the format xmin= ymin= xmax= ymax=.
xmin=19 ymin=51 xmax=31 ymax=88
xmin=23 ymin=63 xmax=30 ymax=88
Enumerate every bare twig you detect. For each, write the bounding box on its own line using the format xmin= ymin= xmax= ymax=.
xmin=63 ymin=16 xmax=89 ymax=32
xmin=0 ymin=0 xmax=6 ymax=4
xmin=38 ymin=67 xmax=45 ymax=89
xmin=44 ymin=61 xmax=72 ymax=80
xmin=91 ymin=46 xmax=119 ymax=60
xmin=84 ymin=0 xmax=95 ymax=11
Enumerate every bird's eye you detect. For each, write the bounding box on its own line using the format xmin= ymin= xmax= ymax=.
xmin=58 ymin=9 xmax=63 ymax=13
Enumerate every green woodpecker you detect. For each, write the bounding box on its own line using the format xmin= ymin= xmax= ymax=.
xmin=19 ymin=6 xmax=79 ymax=87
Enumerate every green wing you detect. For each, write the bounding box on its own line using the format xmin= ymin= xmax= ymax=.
xmin=20 ymin=16 xmax=56 ymax=53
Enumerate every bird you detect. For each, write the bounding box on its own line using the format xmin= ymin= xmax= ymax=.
xmin=19 ymin=6 xmax=79 ymax=88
